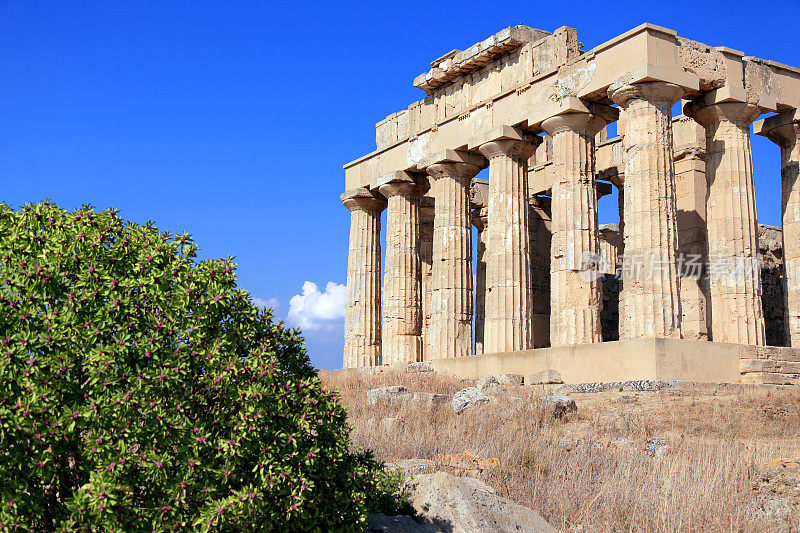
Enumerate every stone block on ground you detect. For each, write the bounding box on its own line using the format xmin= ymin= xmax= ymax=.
xmin=403 ymin=471 xmax=556 ymax=532
xmin=452 ymin=387 xmax=490 ymax=413
xmin=477 ymin=374 xmax=523 ymax=394
xmin=525 ymin=369 xmax=563 ymax=385
xmin=367 ymin=385 xmax=413 ymax=406
xmin=546 ymin=395 xmax=577 ymax=418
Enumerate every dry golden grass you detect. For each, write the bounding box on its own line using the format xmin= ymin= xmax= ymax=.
xmin=321 ymin=370 xmax=800 ymax=532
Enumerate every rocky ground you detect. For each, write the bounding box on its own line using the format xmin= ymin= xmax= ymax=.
xmin=322 ymin=370 xmax=800 ymax=532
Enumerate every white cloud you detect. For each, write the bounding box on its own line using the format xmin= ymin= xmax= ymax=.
xmin=253 ymin=297 xmax=280 ymax=310
xmin=287 ymin=281 xmax=346 ymax=331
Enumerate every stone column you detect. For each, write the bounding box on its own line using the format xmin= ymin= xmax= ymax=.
xmin=609 ymin=82 xmax=683 ymax=339
xmin=470 ymin=127 xmax=538 ymax=353
xmin=422 ymin=150 xmax=485 ymax=358
xmin=686 ymin=94 xmax=765 ymax=345
xmin=540 ymin=107 xmax=615 ymax=346
xmin=472 ymin=207 xmax=488 ymax=355
xmin=756 ymin=110 xmax=800 ymax=346
xmin=378 ymin=172 xmax=427 ymax=364
xmin=673 ymin=115 xmax=710 ymax=340
xmin=419 ymin=198 xmax=435 ymax=360
xmin=341 ymin=188 xmax=386 ymax=368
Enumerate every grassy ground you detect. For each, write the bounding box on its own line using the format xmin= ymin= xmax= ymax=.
xmin=321 ymin=370 xmax=800 ymax=532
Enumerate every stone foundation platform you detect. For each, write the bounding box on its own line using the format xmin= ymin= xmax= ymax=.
xmin=336 ymin=338 xmax=800 ymax=385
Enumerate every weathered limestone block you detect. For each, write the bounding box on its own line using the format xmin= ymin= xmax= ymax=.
xmin=536 ymin=101 xmax=616 ymax=346
xmin=423 ymin=150 xmax=485 ymax=358
xmin=378 ymin=172 xmax=428 ymax=365
xmin=476 ymin=373 xmax=523 ymax=394
xmin=367 ymin=385 xmax=413 ymax=405
xmin=451 ymin=387 xmax=490 ymax=413
xmin=756 ymin=111 xmax=800 ymax=347
xmin=546 ymin=395 xmax=578 ymax=418
xmin=685 ymin=94 xmax=766 ymax=345
xmin=526 ymin=369 xmax=563 ymax=385
xmin=471 ymin=127 xmax=539 ymax=353
xmin=342 ymin=188 xmax=386 ymax=368
xmin=609 ymin=82 xmax=683 ymax=339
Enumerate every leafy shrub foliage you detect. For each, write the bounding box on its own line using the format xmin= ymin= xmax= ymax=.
xmin=0 ymin=201 xmax=397 ymax=531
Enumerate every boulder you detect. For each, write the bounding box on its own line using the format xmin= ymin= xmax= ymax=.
xmin=451 ymin=387 xmax=490 ymax=413
xmin=477 ymin=374 xmax=523 ymax=394
xmin=525 ymin=369 xmax=563 ymax=385
xmin=546 ymin=395 xmax=577 ymax=418
xmin=403 ymin=471 xmax=556 ymax=532
xmin=367 ymin=386 xmax=413 ymax=406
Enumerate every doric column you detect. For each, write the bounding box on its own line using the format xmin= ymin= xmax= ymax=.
xmin=673 ymin=115 xmax=710 ymax=340
xmin=535 ymin=100 xmax=617 ymax=346
xmin=377 ymin=172 xmax=428 ymax=364
xmin=756 ymin=110 xmax=800 ymax=346
xmin=472 ymin=207 xmax=488 ymax=355
xmin=419 ymin=198 xmax=435 ymax=360
xmin=685 ymin=93 xmax=765 ymax=345
xmin=341 ymin=188 xmax=386 ymax=368
xmin=470 ymin=126 xmax=539 ymax=353
xmin=422 ymin=150 xmax=485 ymax=358
xmin=609 ymin=82 xmax=683 ymax=339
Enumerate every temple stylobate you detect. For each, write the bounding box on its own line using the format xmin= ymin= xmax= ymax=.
xmin=340 ymin=24 xmax=800 ymax=386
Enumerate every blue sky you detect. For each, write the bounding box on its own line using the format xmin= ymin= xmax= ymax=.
xmin=1 ymin=1 xmax=797 ymax=370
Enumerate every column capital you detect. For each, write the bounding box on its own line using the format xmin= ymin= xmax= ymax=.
xmin=754 ymin=109 xmax=800 ymax=146
xmin=685 ymin=100 xmax=761 ymax=127
xmin=608 ymin=81 xmax=683 ymax=108
xmin=422 ymin=149 xmax=485 ymax=181
xmin=341 ymin=187 xmax=386 ymax=213
xmin=376 ymin=171 xmax=429 ymax=198
xmin=528 ymin=97 xmax=618 ymax=137
xmin=468 ymin=125 xmax=541 ymax=161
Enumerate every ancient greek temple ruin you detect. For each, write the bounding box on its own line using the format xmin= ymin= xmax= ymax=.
xmin=340 ymin=24 xmax=800 ymax=385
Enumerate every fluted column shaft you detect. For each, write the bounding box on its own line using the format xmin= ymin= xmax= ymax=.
xmin=379 ymin=178 xmax=425 ymax=364
xmin=341 ymin=190 xmax=386 ymax=368
xmin=542 ymin=112 xmax=606 ymax=346
xmin=610 ymin=82 xmax=683 ymax=339
xmin=760 ymin=119 xmax=800 ymax=345
xmin=420 ymin=202 xmax=435 ymax=360
xmin=687 ymin=101 xmax=765 ymax=345
xmin=426 ymin=162 xmax=481 ymax=358
xmin=472 ymin=208 xmax=488 ymax=354
xmin=477 ymin=138 xmax=538 ymax=353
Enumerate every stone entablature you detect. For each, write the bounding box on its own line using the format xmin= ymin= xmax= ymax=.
xmin=346 ymin=23 xmax=799 ymax=192
xmin=340 ymin=23 xmax=800 ymax=384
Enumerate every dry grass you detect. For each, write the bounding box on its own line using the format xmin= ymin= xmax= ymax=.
xmin=321 ymin=370 xmax=800 ymax=532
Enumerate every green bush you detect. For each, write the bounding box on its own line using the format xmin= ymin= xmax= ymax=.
xmin=0 ymin=201 xmax=400 ymax=531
